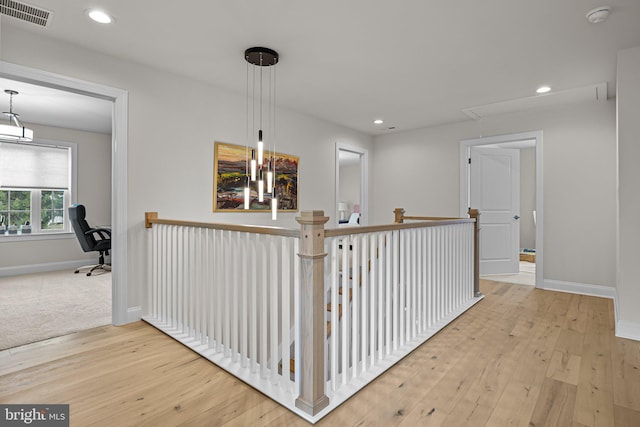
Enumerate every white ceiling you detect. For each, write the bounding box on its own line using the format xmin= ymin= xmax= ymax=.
xmin=1 ymin=0 xmax=640 ymax=136
xmin=0 ymin=77 xmax=112 ymax=134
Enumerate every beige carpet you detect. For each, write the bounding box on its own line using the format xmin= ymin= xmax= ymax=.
xmin=0 ymin=269 xmax=111 ymax=350
xmin=481 ymin=260 xmax=536 ymax=286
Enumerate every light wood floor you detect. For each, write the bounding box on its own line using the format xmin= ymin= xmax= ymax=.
xmin=1 ymin=280 xmax=639 ymax=426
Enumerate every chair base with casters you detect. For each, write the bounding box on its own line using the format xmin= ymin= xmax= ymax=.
xmin=75 ymin=251 xmax=111 ymax=276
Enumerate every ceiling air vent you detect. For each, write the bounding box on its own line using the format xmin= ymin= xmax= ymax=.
xmin=0 ymin=0 xmax=53 ymax=27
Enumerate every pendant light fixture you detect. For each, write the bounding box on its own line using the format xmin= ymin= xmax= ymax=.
xmin=0 ymin=90 xmax=33 ymax=142
xmin=244 ymin=47 xmax=279 ymax=219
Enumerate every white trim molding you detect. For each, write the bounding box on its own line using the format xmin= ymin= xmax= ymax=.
xmin=335 ymin=143 xmax=369 ymax=227
xmin=460 ymin=131 xmax=544 ymax=288
xmin=541 ymin=279 xmax=617 ymax=299
xmin=0 ymin=259 xmax=96 ymax=277
xmin=542 ymin=279 xmax=640 ymax=342
xmin=0 ymin=61 xmax=129 ymax=326
xmin=127 ymin=306 xmax=142 ymax=323
xmin=615 ymin=320 xmax=640 ymax=341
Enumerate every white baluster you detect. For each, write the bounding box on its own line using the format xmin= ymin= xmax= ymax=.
xmin=151 ymin=225 xmax=158 ymax=319
xmin=209 ymin=229 xmax=214 ymax=346
xmin=392 ymin=230 xmax=399 ymax=352
xmin=293 ymin=236 xmax=301 ymax=394
xmin=416 ymin=228 xmax=423 ymax=334
xmin=360 ymin=234 xmax=368 ymax=373
xmin=378 ymin=232 xmax=393 ymax=359
xmin=270 ymin=236 xmax=279 ymax=383
xmin=231 ymin=232 xmax=239 ymax=362
xmin=260 ymin=234 xmax=268 ymax=378
xmin=351 ymin=236 xmax=359 ymax=378
xmin=400 ymin=230 xmax=404 ymax=351
xmin=215 ymin=229 xmax=223 ymax=352
xmin=329 ymin=238 xmax=339 ymax=390
xmin=341 ymin=235 xmax=349 ymax=385
xmin=281 ymin=237 xmax=291 ymax=389
xmin=369 ymin=233 xmax=377 ymax=366
xmin=161 ymin=225 xmax=167 ymax=324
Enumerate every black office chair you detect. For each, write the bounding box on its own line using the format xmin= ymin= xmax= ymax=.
xmin=69 ymin=204 xmax=111 ymax=276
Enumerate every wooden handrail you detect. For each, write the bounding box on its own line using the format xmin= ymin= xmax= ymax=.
xmin=143 ymin=212 xmax=299 ymax=238
xmin=394 ymin=207 xmax=463 ymax=223
xmin=403 ymin=215 xmax=462 ymax=221
xmin=325 ymin=218 xmax=474 ymax=238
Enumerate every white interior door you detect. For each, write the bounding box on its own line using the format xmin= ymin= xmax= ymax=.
xmin=470 ymin=147 xmax=520 ymax=275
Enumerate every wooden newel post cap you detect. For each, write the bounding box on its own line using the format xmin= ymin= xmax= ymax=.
xmin=296 ymin=210 xmax=330 ymax=225
xmin=394 ymin=208 xmax=405 ymax=223
xmin=145 ymin=212 xmax=158 ymax=228
xmin=468 ymin=208 xmax=480 ymax=219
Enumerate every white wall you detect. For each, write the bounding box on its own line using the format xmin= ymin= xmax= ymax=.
xmin=373 ymin=100 xmax=616 ymax=288
xmin=1 ymin=26 xmax=373 ymax=311
xmin=520 ymin=148 xmax=536 ymax=249
xmin=617 ymin=45 xmax=640 ymax=337
xmin=0 ymin=123 xmax=111 ymax=269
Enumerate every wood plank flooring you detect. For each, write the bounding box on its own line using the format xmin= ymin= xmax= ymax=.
xmin=1 ymin=280 xmax=639 ymax=426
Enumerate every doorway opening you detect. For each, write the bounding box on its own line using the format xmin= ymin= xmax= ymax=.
xmin=0 ymin=61 xmax=129 ymax=326
xmin=335 ymin=143 xmax=368 ymax=227
xmin=460 ymin=131 xmax=543 ymax=288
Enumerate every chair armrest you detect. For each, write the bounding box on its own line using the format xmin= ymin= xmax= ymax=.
xmin=85 ymin=227 xmax=111 ymax=240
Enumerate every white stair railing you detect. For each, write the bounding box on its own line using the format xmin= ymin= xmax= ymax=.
xmin=143 ymin=209 xmax=483 ymax=424
xmin=144 ymin=214 xmax=302 ymax=408
xmin=322 ymin=217 xmax=479 ymax=406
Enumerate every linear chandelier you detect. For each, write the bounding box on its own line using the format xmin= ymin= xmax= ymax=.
xmin=0 ymin=90 xmax=33 ymax=142
xmin=244 ymin=47 xmax=279 ymax=220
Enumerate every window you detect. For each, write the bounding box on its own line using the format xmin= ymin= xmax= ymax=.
xmin=0 ymin=140 xmax=76 ymax=237
xmin=0 ymin=190 xmax=31 ymax=228
xmin=40 ymin=190 xmax=65 ymax=231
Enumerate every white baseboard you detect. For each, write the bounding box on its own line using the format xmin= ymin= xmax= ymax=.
xmin=127 ymin=306 xmax=141 ymax=323
xmin=541 ymin=279 xmax=616 ymax=299
xmin=541 ymin=279 xmax=640 ymax=342
xmin=615 ymin=320 xmax=640 ymax=341
xmin=0 ymin=259 xmax=95 ymax=277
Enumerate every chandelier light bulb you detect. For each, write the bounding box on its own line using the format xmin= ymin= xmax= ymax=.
xmin=272 ymin=197 xmax=278 ymax=220
xmin=258 ymin=169 xmax=264 ymax=202
xmin=267 ymin=170 xmax=273 ymax=193
xmin=258 ymin=130 xmax=264 ymax=164
xmin=244 ymin=186 xmax=250 ymax=209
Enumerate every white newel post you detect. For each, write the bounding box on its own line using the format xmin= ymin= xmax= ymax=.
xmin=295 ymin=210 xmax=330 ymax=416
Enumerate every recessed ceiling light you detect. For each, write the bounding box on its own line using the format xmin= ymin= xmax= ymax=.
xmin=373 ymin=119 xmax=384 ymax=124
xmin=87 ymin=9 xmax=113 ymax=24
xmin=536 ymin=86 xmax=551 ymax=94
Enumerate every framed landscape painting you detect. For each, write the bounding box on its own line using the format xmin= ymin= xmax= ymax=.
xmin=213 ymin=141 xmax=299 ymax=212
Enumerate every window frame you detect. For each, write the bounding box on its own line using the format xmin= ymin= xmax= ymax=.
xmin=0 ymin=139 xmax=77 ymax=242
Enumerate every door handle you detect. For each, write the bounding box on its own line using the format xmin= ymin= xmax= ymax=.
xmin=513 ymin=215 xmax=520 ymax=220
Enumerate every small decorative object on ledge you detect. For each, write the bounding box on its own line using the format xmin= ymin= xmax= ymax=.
xmin=213 ymin=141 xmax=298 ymax=212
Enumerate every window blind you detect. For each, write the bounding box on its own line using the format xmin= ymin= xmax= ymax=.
xmin=0 ymin=142 xmax=71 ymax=190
